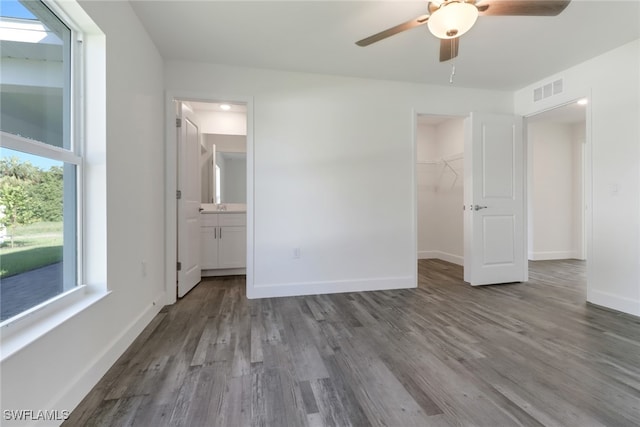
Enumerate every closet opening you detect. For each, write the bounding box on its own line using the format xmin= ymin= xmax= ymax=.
xmin=416 ymin=114 xmax=466 ymax=268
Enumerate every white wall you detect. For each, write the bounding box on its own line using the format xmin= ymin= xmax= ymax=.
xmin=433 ymin=119 xmax=464 ymax=264
xmin=417 ymin=118 xmax=464 ymax=265
xmin=205 ymin=134 xmax=246 ymax=153
xmin=165 ymin=62 xmax=513 ymax=298
xmin=515 ymin=39 xmax=640 ymax=316
xmin=1 ymin=0 xmax=166 ymax=420
xmin=417 ymin=122 xmax=437 ymax=257
xmin=528 ymin=121 xmax=583 ymax=260
xmin=572 ymin=123 xmax=586 ymax=260
xmin=196 ymin=110 xmax=246 ymax=135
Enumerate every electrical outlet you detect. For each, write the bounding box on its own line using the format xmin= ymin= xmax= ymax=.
xmin=293 ymin=247 xmax=301 ymax=259
xmin=141 ymin=260 xmax=147 ymax=277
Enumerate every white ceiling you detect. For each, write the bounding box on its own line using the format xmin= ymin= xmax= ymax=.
xmin=129 ymin=0 xmax=640 ymax=91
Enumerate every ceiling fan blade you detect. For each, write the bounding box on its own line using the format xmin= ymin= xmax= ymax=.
xmin=440 ymin=37 xmax=459 ymax=62
xmin=477 ymin=0 xmax=571 ymax=16
xmin=356 ymin=15 xmax=429 ymax=47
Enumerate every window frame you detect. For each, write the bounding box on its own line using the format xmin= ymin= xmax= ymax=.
xmin=0 ymin=0 xmax=85 ymax=325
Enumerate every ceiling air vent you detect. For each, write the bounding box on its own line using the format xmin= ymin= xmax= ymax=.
xmin=533 ymin=78 xmax=564 ymax=102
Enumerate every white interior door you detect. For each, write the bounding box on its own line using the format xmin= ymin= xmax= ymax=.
xmin=464 ymin=112 xmax=526 ymax=286
xmin=177 ymin=102 xmax=202 ymax=297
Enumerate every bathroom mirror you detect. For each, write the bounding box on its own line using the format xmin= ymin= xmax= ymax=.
xmin=214 ymin=151 xmax=246 ymax=204
xmin=201 ymin=134 xmax=247 ymax=204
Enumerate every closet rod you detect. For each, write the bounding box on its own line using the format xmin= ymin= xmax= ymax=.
xmin=416 ymin=152 xmax=463 ymax=165
xmin=416 ymin=160 xmax=440 ymax=165
xmin=416 ymin=152 xmax=463 ymax=190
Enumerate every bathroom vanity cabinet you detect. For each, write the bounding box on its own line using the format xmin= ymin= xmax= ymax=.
xmin=201 ymin=212 xmax=246 ymax=275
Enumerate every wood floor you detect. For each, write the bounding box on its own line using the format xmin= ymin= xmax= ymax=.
xmin=65 ymin=260 xmax=640 ymax=426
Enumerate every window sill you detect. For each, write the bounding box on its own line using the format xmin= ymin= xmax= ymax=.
xmin=0 ymin=285 xmax=111 ymax=362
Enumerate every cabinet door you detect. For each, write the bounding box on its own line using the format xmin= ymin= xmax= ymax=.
xmin=201 ymin=227 xmax=219 ymax=269
xmin=218 ymin=226 xmax=246 ymax=268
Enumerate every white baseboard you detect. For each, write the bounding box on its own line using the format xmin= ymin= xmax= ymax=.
xmin=48 ymin=291 xmax=166 ymax=418
xmin=528 ymin=251 xmax=577 ymax=261
xmin=434 ymin=251 xmax=464 ymax=266
xmin=418 ymin=250 xmax=463 ymax=266
xmin=588 ymin=290 xmax=640 ymax=317
xmin=247 ymin=276 xmax=415 ymax=299
xmin=418 ymin=250 xmax=437 ymax=260
xmin=202 ymin=268 xmax=246 ymax=277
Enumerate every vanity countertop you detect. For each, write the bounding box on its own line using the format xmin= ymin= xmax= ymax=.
xmin=200 ymin=203 xmax=246 ymax=214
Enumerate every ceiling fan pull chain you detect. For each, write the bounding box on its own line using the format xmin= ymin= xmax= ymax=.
xmin=449 ymin=64 xmax=456 ymax=84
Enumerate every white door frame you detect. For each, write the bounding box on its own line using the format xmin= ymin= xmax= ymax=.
xmin=164 ymin=92 xmax=254 ymax=305
xmin=523 ymin=96 xmax=592 ymax=294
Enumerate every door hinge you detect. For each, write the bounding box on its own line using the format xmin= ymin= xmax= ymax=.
xmin=177 ymin=261 xmax=182 ymax=271
xmin=176 ymin=190 xmax=182 ymax=200
xmin=176 ymin=118 xmax=182 ymax=128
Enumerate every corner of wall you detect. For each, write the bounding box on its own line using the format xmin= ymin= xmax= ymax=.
xmin=48 ymin=292 xmax=165 ymax=414
xmin=588 ymin=290 xmax=640 ymax=318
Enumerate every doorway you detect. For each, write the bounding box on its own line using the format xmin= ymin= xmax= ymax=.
xmin=165 ymin=94 xmax=254 ymax=305
xmin=416 ymin=114 xmax=465 ymax=266
xmin=525 ymin=99 xmax=589 ymax=296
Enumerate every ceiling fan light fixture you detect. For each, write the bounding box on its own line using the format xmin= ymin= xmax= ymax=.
xmin=427 ymin=1 xmax=479 ymax=39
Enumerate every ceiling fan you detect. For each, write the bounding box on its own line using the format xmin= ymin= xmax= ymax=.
xmin=356 ymin=0 xmax=571 ymax=62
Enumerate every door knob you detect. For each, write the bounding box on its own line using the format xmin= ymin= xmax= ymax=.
xmin=473 ymin=205 xmax=488 ymax=211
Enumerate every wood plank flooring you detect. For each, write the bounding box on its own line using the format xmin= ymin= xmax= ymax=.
xmin=65 ymin=260 xmax=640 ymax=426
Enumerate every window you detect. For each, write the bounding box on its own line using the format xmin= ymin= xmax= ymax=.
xmin=0 ymin=0 xmax=81 ymax=322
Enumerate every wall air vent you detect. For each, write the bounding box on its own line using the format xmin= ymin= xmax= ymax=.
xmin=533 ymin=87 xmax=543 ymax=102
xmin=552 ymin=79 xmax=563 ymax=95
xmin=533 ymin=78 xmax=564 ymax=102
